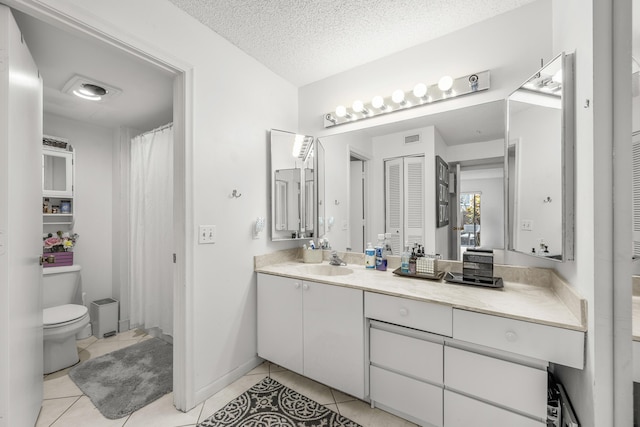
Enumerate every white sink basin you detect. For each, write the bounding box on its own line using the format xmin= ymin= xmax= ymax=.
xmin=297 ymin=264 xmax=354 ymax=276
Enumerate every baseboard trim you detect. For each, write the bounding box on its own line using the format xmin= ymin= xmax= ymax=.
xmin=193 ymin=356 xmax=264 ymax=406
xmin=118 ymin=319 xmax=129 ymax=332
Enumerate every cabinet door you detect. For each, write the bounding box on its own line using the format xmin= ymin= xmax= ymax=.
xmin=303 ymin=282 xmax=364 ymax=399
xmin=257 ymin=274 xmax=303 ymax=374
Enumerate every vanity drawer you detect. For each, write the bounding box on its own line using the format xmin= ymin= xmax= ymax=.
xmin=365 ymin=292 xmax=452 ymax=336
xmin=452 ymin=309 xmax=584 ymax=369
xmin=370 ymin=365 xmax=443 ymax=427
xmin=444 ymin=390 xmax=544 ymax=427
xmin=370 ymin=326 xmax=443 ymax=384
xmin=444 ymin=346 xmax=546 ymax=419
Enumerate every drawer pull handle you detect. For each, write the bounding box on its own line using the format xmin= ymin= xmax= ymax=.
xmin=294 ymin=282 xmax=301 ymax=289
xmin=303 ymin=283 xmax=309 ymax=290
xmin=399 ymin=307 xmax=409 ymax=316
xmin=505 ymin=331 xmax=518 ymax=342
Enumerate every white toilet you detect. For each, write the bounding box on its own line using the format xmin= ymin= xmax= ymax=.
xmin=42 ymin=265 xmax=90 ymax=374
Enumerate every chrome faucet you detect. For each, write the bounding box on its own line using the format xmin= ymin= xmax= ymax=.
xmin=329 ymin=250 xmax=347 ymax=266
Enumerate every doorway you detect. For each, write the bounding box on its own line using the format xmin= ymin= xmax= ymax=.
xmin=8 ymin=2 xmax=189 ymax=412
xmin=349 ymin=152 xmax=368 ymax=253
xmin=459 ymin=192 xmax=481 ymax=257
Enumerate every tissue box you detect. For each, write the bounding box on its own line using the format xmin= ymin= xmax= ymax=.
xmin=42 ymin=251 xmax=73 ymax=268
xmin=462 ymin=248 xmax=493 ymax=282
xmin=303 ymin=249 xmax=323 ymax=263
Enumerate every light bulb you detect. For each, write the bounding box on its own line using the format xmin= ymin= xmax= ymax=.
xmin=392 ymin=89 xmax=406 ymax=105
xmin=371 ymin=95 xmax=386 ymax=110
xmin=438 ymin=75 xmax=454 ymax=92
xmin=352 ymin=100 xmax=369 ymax=115
xmin=413 ymin=83 xmax=428 ymax=99
xmin=335 ymin=105 xmax=347 ymax=117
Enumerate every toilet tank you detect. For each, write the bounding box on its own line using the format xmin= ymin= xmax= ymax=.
xmin=42 ymin=265 xmax=82 ymax=309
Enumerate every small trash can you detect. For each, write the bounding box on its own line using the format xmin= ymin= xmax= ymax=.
xmin=90 ymin=298 xmax=119 ymax=338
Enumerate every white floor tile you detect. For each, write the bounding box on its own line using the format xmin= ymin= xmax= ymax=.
xmin=122 ymin=393 xmax=202 ymax=427
xmin=76 ymin=336 xmax=98 ymax=350
xmin=36 ymin=396 xmax=80 ymax=427
xmin=43 ymin=371 xmax=83 ymax=400
xmin=324 ymin=403 xmax=339 ymax=414
xmin=198 ymin=373 xmax=268 ymax=423
xmin=269 ymin=370 xmax=335 ymax=405
xmin=51 ymin=396 xmax=128 ymax=427
xmin=331 ymin=388 xmax=357 ymax=404
xmin=246 ymin=360 xmax=269 ymax=375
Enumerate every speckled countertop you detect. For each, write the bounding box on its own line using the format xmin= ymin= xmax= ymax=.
xmin=255 ymin=249 xmax=586 ymax=332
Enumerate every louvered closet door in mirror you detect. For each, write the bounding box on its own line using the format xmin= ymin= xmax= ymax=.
xmin=385 ymin=156 xmax=425 ymax=255
xmin=633 ymin=131 xmax=640 ymax=258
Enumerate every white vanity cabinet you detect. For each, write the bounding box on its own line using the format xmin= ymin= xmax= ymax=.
xmin=365 ymin=292 xmax=453 ymax=427
xmin=364 ymin=293 xmax=585 ymax=427
xmin=257 ymin=273 xmax=365 ymax=399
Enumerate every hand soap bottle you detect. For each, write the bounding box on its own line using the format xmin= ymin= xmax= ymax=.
xmin=365 ymin=243 xmax=375 ymax=269
xmin=401 ymin=242 xmax=410 ymax=273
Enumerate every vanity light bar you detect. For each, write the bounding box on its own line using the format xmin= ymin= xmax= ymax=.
xmin=323 ymin=70 xmax=490 ymax=128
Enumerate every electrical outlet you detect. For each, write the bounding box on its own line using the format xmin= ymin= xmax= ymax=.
xmin=520 ymin=220 xmax=533 ymax=231
xmin=198 ymin=225 xmax=216 ymax=244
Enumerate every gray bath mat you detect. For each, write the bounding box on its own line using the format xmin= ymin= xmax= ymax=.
xmin=68 ymin=337 xmax=172 ymax=419
xmin=198 ymin=376 xmax=361 ymax=427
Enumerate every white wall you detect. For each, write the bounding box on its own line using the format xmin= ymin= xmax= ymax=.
xmin=319 ymin=131 xmax=373 ymax=252
xmin=43 ymin=113 xmax=115 ymax=311
xmin=299 ymin=0 xmax=553 ymax=137
xmin=16 ymin=0 xmax=300 ymax=409
xmin=509 ymin=106 xmax=562 ymax=255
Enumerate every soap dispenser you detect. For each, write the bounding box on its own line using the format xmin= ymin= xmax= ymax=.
xmin=365 ymin=243 xmax=375 ymax=269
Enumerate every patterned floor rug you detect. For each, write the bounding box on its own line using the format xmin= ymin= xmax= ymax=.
xmin=198 ymin=376 xmax=361 ymax=427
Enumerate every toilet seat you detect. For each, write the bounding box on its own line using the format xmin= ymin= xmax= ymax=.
xmin=44 ymin=304 xmax=88 ymax=329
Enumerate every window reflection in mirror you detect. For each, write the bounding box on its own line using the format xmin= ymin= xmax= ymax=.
xmin=506 ymin=52 xmax=574 ymax=261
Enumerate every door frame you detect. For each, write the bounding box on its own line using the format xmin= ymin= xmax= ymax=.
xmin=347 ymin=146 xmax=369 ymax=253
xmin=4 ymin=0 xmax=193 ymax=411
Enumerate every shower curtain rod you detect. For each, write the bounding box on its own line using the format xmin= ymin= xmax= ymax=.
xmin=134 ymin=122 xmax=173 ymax=139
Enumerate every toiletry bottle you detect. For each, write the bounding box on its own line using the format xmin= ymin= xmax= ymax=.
xmin=409 ymin=248 xmax=417 ymax=274
xmin=379 ymin=235 xmax=388 ymax=271
xmin=375 ymin=234 xmax=385 ymax=271
xmin=365 ymin=243 xmax=375 ymax=269
xmin=401 ymin=242 xmax=410 ymax=273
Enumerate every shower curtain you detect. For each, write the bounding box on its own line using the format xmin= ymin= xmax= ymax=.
xmin=129 ymin=123 xmax=173 ymax=337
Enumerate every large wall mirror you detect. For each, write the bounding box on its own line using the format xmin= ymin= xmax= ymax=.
xmin=317 ymin=100 xmax=505 ymax=261
xmin=505 ymin=52 xmax=575 ymax=261
xmin=270 ymin=129 xmax=325 ymax=241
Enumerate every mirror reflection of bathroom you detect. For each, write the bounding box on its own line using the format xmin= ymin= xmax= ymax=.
xmin=14 ymin=9 xmax=177 ymax=374
xmin=317 ymin=101 xmax=505 ymax=261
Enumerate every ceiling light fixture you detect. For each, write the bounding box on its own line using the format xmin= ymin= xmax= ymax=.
xmin=324 ymin=70 xmax=490 ymax=128
xmin=62 ymin=74 xmax=122 ymax=103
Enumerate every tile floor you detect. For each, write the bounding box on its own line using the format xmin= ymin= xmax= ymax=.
xmin=37 ymin=330 xmax=416 ymax=427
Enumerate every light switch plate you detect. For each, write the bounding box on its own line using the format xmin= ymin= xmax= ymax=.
xmin=198 ymin=225 xmax=216 ymax=244
xmin=520 ymin=219 xmax=533 ymax=231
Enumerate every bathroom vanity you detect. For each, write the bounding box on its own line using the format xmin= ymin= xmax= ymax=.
xmin=255 ymin=251 xmax=586 ymax=427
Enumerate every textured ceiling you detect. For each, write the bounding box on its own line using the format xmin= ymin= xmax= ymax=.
xmin=168 ymin=0 xmax=537 ymax=87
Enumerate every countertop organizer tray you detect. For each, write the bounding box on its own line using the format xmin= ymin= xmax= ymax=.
xmin=444 ymin=271 xmax=504 ymax=289
xmin=392 ymin=268 xmax=445 ymax=281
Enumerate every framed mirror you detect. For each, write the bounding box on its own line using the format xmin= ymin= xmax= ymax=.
xmin=42 ymin=146 xmax=74 ymax=197
xmin=505 ymin=52 xmax=575 ymax=261
xmin=270 ymin=129 xmax=325 ymax=241
xmin=317 ymin=100 xmax=505 ymax=260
